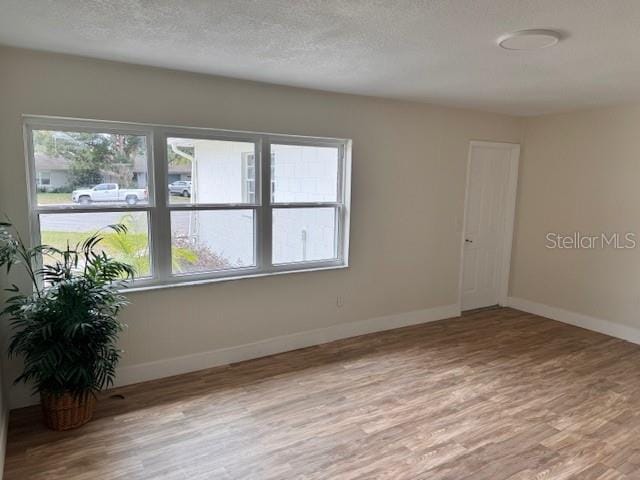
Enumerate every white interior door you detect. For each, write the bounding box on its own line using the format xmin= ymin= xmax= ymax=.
xmin=461 ymin=142 xmax=519 ymax=311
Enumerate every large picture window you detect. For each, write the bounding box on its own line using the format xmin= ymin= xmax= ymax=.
xmin=25 ymin=117 xmax=351 ymax=288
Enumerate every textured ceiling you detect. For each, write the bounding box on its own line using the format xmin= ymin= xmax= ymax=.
xmin=2 ymin=0 xmax=640 ymax=115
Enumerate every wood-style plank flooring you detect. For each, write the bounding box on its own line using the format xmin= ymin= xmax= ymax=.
xmin=6 ymin=307 xmax=640 ymax=479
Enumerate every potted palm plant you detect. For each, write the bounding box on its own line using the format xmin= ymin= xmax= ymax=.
xmin=0 ymin=220 xmax=134 ymax=430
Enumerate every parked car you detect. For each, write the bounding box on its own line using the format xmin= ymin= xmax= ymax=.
xmin=72 ymin=183 xmax=148 ymax=205
xmin=169 ymin=180 xmax=192 ymax=197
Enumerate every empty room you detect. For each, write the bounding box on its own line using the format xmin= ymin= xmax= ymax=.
xmin=1 ymin=1 xmax=640 ymax=479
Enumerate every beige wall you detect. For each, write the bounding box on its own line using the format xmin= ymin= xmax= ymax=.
xmin=0 ymin=47 xmax=522 ymax=407
xmin=511 ymin=105 xmax=640 ymax=325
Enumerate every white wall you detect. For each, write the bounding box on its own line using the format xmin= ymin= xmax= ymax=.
xmin=187 ymin=141 xmax=342 ymax=266
xmin=510 ymin=105 xmax=640 ymax=336
xmin=40 ymin=170 xmax=69 ymax=190
xmin=189 ymin=139 xmax=254 ymax=267
xmin=0 ymin=46 xmax=522 ymax=408
xmin=271 ymin=145 xmax=340 ymax=263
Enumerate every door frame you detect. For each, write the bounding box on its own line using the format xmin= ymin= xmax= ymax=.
xmin=457 ymin=140 xmax=520 ymax=312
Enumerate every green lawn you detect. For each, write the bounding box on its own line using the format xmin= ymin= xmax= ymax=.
xmin=36 ymin=192 xmax=190 ymax=205
xmin=41 ymin=231 xmax=90 ymax=248
xmin=37 ymin=192 xmax=73 ymax=205
xmin=41 ymin=230 xmax=151 ymax=277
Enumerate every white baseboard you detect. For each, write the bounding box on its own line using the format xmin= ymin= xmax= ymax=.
xmin=9 ymin=303 xmax=460 ymax=409
xmin=507 ymin=296 xmax=640 ymax=345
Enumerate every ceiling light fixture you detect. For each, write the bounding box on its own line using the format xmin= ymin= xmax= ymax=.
xmin=497 ymin=29 xmax=562 ymax=51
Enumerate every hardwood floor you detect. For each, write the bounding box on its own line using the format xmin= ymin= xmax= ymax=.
xmin=6 ymin=307 xmax=640 ymax=479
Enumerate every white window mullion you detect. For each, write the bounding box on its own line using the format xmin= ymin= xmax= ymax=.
xmin=339 ymin=142 xmax=352 ymax=266
xmin=151 ymin=128 xmax=172 ymax=281
xmin=336 ymin=144 xmax=346 ymax=264
xmin=259 ymin=139 xmax=273 ymax=271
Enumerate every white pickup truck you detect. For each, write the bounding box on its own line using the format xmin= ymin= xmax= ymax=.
xmin=72 ymin=183 xmax=148 ymax=205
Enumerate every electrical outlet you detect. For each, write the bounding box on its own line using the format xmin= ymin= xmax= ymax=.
xmin=336 ymin=295 xmax=344 ymax=308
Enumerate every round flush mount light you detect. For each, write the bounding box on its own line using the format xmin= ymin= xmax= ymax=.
xmin=497 ymin=29 xmax=562 ymax=50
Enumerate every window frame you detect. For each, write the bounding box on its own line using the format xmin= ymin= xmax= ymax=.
xmin=24 ymin=115 xmax=352 ymax=290
xmin=240 ymin=153 xmax=257 ymax=204
xmin=268 ymin=139 xmax=346 ymax=267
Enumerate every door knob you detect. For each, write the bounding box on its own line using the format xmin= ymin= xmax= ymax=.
xmin=465 ymin=239 xmax=473 ymax=243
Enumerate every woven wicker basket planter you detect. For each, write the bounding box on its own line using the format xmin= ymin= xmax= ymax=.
xmin=40 ymin=391 xmax=96 ymax=431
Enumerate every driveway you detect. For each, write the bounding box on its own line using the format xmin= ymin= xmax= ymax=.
xmin=41 ymin=210 xmax=191 ymax=234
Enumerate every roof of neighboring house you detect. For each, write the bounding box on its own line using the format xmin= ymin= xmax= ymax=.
xmin=34 ymin=153 xmax=191 ymax=174
xmin=35 ymin=153 xmax=71 ymax=170
xmin=165 ymin=160 xmax=192 ymax=174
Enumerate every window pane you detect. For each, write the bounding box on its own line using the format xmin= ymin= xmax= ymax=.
xmin=166 ymin=138 xmax=257 ymax=205
xmin=170 ymin=210 xmax=255 ymax=274
xmin=39 ymin=212 xmax=151 ymax=277
xmin=271 ymin=144 xmax=339 ymax=203
xmin=272 ymin=208 xmax=337 ymax=264
xmin=33 ymin=130 xmax=149 ymax=207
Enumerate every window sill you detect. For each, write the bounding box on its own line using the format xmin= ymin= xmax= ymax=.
xmin=123 ymin=264 xmax=349 ymax=294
